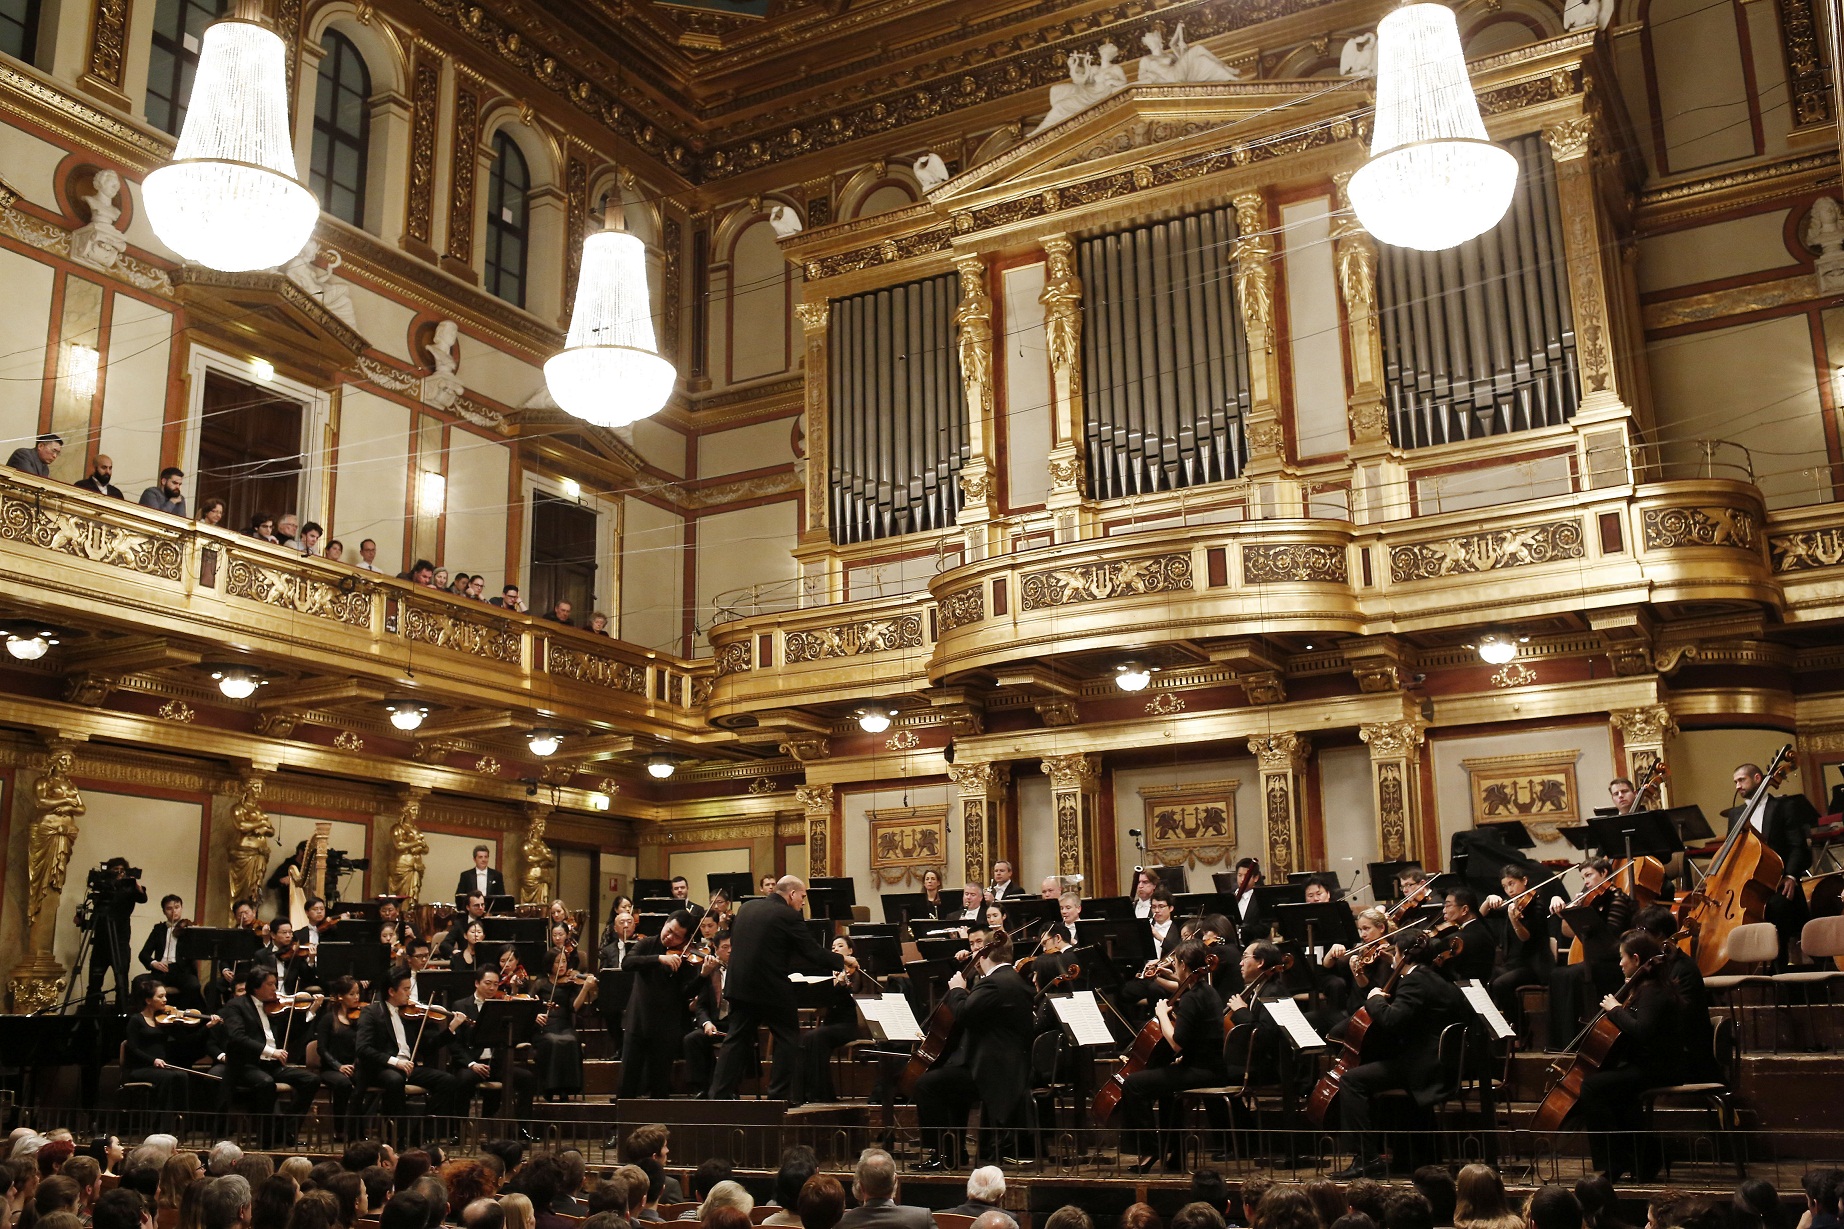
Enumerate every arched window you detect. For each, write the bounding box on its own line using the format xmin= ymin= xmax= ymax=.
xmin=0 ymin=0 xmax=42 ymax=64
xmin=309 ymin=30 xmax=371 ymax=227
xmin=484 ymin=131 xmax=530 ymax=307
xmin=146 ymin=0 xmax=226 ymax=135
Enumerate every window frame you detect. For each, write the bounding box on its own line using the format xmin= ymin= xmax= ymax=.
xmin=483 ymin=130 xmax=531 ymax=308
xmin=145 ymin=0 xmax=225 ymax=136
xmin=0 ymin=0 xmax=43 ymax=65
xmin=308 ymin=29 xmax=372 ymax=228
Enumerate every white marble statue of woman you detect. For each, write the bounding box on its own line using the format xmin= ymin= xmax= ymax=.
xmin=1168 ymin=24 xmax=1242 ymax=82
xmin=1033 ymin=43 xmax=1128 ymax=134
xmin=913 ymin=152 xmax=951 ymax=193
xmin=1138 ymin=29 xmax=1182 ymax=83
xmin=1340 ymin=33 xmax=1377 ymax=79
xmin=421 ymin=318 xmax=463 ymax=410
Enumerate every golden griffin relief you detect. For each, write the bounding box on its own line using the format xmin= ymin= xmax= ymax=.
xmin=936 ymin=585 xmax=985 ymax=632
xmin=868 ymin=807 xmax=948 ymax=886
xmin=784 ymin=613 xmax=925 ymax=662
xmin=1020 ymin=552 xmax=1193 ymax=610
xmin=226 ymin=558 xmax=374 ymax=625
xmin=1771 ymin=526 xmax=1844 ymax=572
xmin=1640 ymin=506 xmax=1756 ymax=551
xmin=1 ymin=495 xmax=183 ymax=578
xmin=1138 ymin=780 xmax=1239 ymax=868
xmin=1390 ymin=519 xmax=1584 ymax=582
xmin=1242 ymin=542 xmax=1348 ymax=584
xmin=400 ymin=605 xmax=521 ymax=662
xmin=546 ymin=643 xmax=646 ymax=693
xmin=1462 ymin=750 xmax=1581 ymax=838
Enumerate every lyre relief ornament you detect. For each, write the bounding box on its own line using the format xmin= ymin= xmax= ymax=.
xmin=1346 ymin=4 xmax=1517 ymax=251
xmin=545 ymin=202 xmax=677 ymax=428
xmin=142 ymin=20 xmax=319 ymax=271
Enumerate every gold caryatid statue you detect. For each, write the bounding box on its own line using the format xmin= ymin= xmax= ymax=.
xmin=226 ymin=776 xmax=274 ymax=918
xmin=519 ymin=809 xmax=555 ymax=906
xmin=387 ymin=797 xmax=429 ymax=904
xmin=1039 ymin=237 xmax=1084 ymax=393
xmin=953 ymin=257 xmax=994 ymax=417
xmin=27 ymin=748 xmax=85 ymax=930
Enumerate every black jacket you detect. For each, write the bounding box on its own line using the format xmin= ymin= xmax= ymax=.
xmin=690 ymin=964 xmax=731 ymax=1033
xmin=456 ymin=867 xmax=508 ymax=899
xmin=1363 ymin=964 xmax=1470 ymax=1106
xmin=1169 ymin=982 xmax=1229 ymax=1076
xmin=75 ymin=475 xmax=123 ymax=498
xmin=1447 ymin=918 xmax=1496 ymax=982
xmin=125 ymin=1014 xmax=174 ymax=1070
xmin=6 ymin=447 xmax=49 ymax=477
xmin=599 ymin=936 xmax=639 ymax=971
xmin=1606 ymin=975 xmax=1685 ymax=1083
xmin=942 ymin=962 xmax=1035 ymax=1123
xmin=220 ymin=994 xmax=287 ymax=1072
xmin=1759 ymin=793 xmax=1820 ymax=878
xmin=139 ymin=922 xmax=184 ymax=972
xmin=724 ymin=894 xmax=843 ymax=1011
xmin=355 ymin=1000 xmax=447 ymax=1081
xmin=315 ymin=1009 xmax=358 ymax=1069
xmin=622 ymin=936 xmax=701 ymax=1036
xmin=1661 ymin=947 xmax=1719 ymax=1081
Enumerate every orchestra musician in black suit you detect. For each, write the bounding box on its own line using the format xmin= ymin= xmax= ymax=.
xmin=1439 ymin=885 xmax=1497 ymax=983
xmin=682 ymin=930 xmax=734 ymax=1096
xmin=441 ymin=893 xmax=491 ymax=956
xmin=987 ymin=862 xmax=1023 ymax=901
xmin=356 ymin=966 xmax=464 ymax=1140
xmin=456 ymin=845 xmax=507 ymax=900
xmin=1734 ymin=761 xmax=1821 ymax=947
xmin=913 ymin=935 xmax=1035 ymax=1170
xmin=313 ymin=975 xmax=364 ymax=1142
xmin=1119 ymin=888 xmax=1183 ymax=1020
xmin=617 ymin=910 xmax=702 ymax=1100
xmin=1046 ymin=893 xmax=1082 ymax=947
xmin=450 ymin=967 xmax=537 ymax=1131
xmin=1120 ymin=939 xmax=1230 ymax=1173
xmin=1634 ymin=904 xmax=1720 ymax=1082
xmin=1483 ymin=864 xmax=1555 ymax=1019
xmin=220 ymin=966 xmax=321 ymax=1147
xmin=710 ymin=878 xmax=853 ymax=1100
xmin=138 ymin=893 xmax=202 ymax=1007
xmin=1330 ymin=926 xmax=1471 ymax=1179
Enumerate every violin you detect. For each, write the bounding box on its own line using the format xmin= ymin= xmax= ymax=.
xmin=1385 ymin=879 xmax=1433 ymax=922
xmin=342 ymin=1004 xmax=364 ymax=1024
xmin=402 ymin=1001 xmax=452 ymax=1021
xmin=153 ymin=1006 xmax=206 ymax=1027
xmin=263 ymin=991 xmax=317 ymax=1016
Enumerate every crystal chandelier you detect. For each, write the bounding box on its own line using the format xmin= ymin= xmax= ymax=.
xmin=1347 ymin=4 xmax=1518 ymax=252
xmin=545 ymin=207 xmax=677 ymax=428
xmin=142 ymin=20 xmax=319 ymax=272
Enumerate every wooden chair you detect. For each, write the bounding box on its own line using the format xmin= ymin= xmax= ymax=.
xmin=1771 ymin=916 xmax=1844 ymax=1050
xmin=1703 ymin=922 xmax=1778 ymax=1051
xmin=748 ymin=1208 xmax=779 ymax=1224
xmin=933 ymin=1215 xmax=977 ymax=1229
xmin=657 ymin=1205 xmax=701 ymax=1220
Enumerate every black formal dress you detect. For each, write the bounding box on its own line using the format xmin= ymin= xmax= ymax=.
xmin=1567 ymin=974 xmax=1685 ymax=1180
xmin=1336 ymin=964 xmax=1471 ymax=1167
xmin=1549 ymin=890 xmax=1633 ymax=1043
xmin=355 ymin=1000 xmax=462 ymax=1133
xmin=1121 ymin=981 xmax=1230 ymax=1163
xmin=710 ymin=895 xmax=845 ymax=1100
xmin=124 ymin=1013 xmax=193 ymax=1126
xmin=314 ymin=1008 xmax=363 ymax=1139
xmin=529 ymin=977 xmax=587 ymax=1097
xmin=220 ymin=995 xmax=321 ymax=1147
xmin=1489 ymin=903 xmax=1554 ymax=1019
xmin=620 ymin=937 xmax=701 ymax=1097
xmin=138 ymin=922 xmax=202 ymax=1007
xmin=915 ymin=962 xmax=1036 ymax=1161
xmin=796 ymin=977 xmax=862 ymax=1103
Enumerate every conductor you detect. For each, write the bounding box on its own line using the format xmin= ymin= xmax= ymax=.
xmin=708 ymin=875 xmax=858 ymax=1100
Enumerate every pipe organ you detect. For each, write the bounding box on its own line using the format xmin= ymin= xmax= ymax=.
xmin=828 ymin=273 xmax=968 ymax=545
xmin=1379 ymin=134 xmax=1580 ymax=448
xmin=1079 ymin=206 xmax=1253 ymax=500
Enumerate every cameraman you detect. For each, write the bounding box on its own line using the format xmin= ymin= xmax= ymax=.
xmin=84 ymin=858 xmax=146 ymax=1011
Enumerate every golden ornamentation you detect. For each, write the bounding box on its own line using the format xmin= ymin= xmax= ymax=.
xmin=1042 ymin=752 xmax=1101 ymax=790
xmin=1542 ymin=117 xmax=1594 ymax=162
xmin=662 ymin=216 xmax=683 ymax=363
xmin=954 ymin=255 xmax=995 ymax=421
xmin=1771 ymin=526 xmax=1844 ymax=572
xmin=1242 ymin=542 xmax=1348 ymax=584
xmin=690 ymin=676 xmax=713 ymax=707
xmin=406 ymin=52 xmax=440 ymax=245
xmin=546 ymin=642 xmax=646 ymax=693
xmin=226 ymin=557 xmax=374 ymax=625
xmin=937 ymin=585 xmax=984 ymax=632
xmin=1249 ymin=732 xmax=1310 ymax=773
xmin=808 ymin=227 xmax=955 ymax=279
xmin=253 ymin=710 xmax=302 ymax=739
xmin=794 ymin=302 xmax=829 ymax=332
xmin=714 ymin=640 xmax=752 ymax=676
xmin=564 ymin=154 xmax=589 ymax=305
xmin=1055 ymin=787 xmax=1084 ymax=877
xmin=400 ymin=605 xmax=521 ymax=662
xmin=387 ymin=791 xmax=430 ymax=904
xmin=1643 ymin=273 xmax=1818 ymax=332
xmin=1353 ymin=663 xmax=1402 ymax=693
xmin=1232 ymin=191 xmax=1274 ymax=340
xmin=947 ymin=762 xmax=1007 ymax=794
xmin=1462 ymin=749 xmax=1581 ymax=825
xmin=445 ymin=79 xmax=482 ymax=266
xmin=1138 ymin=779 xmax=1239 ymax=868
xmin=519 ymin=806 xmax=554 ymax=906
xmin=1376 ymin=761 xmax=1409 ymax=861
xmin=796 ymin=783 xmax=833 ymax=877
xmin=1241 ymin=670 xmax=1285 ymax=704
xmin=780 ymin=737 xmax=831 ymax=763
xmin=27 ymin=747 xmax=84 ymax=932
xmin=1 ymin=494 xmax=183 ymax=578
xmin=1390 ymin=519 xmax=1584 ymax=581
xmin=1610 ymin=705 xmax=1678 ymax=747
xmin=747 ymin=776 xmax=776 ymax=795
xmin=1047 ymin=455 xmax=1084 ymax=490
xmin=958 ymin=470 xmax=992 ymax=504
xmin=86 ymin=0 xmax=129 ymax=88
xmin=226 ymin=775 xmax=274 ymax=917
xmin=1039 ymin=235 xmax=1084 ymax=394
xmin=1641 ymin=506 xmax=1756 ymax=550
xmin=63 ymin=672 xmax=117 ymax=707
xmin=1020 ymin=552 xmax=1192 ymax=609
xmin=1567 ymin=208 xmax=1611 ymax=393
xmin=1145 ymin=692 xmax=1186 ymax=715
xmin=962 ymin=796 xmax=987 ymax=886
xmin=867 ymin=805 xmax=947 ymax=885
xmin=1035 ymin=700 xmax=1080 ymax=727
xmin=1360 ymin=720 xmax=1425 ymax=759
xmin=1264 ymin=774 xmax=1295 ymax=877
xmin=9 ymin=962 xmax=67 ymax=1015
xmin=334 ymin=731 xmax=365 ymax=751
xmin=1778 ymin=0 xmax=1831 ymax=125
xmin=884 ymin=729 xmax=921 ymax=750
xmin=1246 ymin=420 xmax=1284 ymax=458
xmin=476 ymin=756 xmax=502 ymax=776
xmin=157 ymin=700 xmax=196 ymax=723
xmin=1489 ymin=663 xmax=1538 ymax=688
xmin=1350 ymin=401 xmax=1390 ymax=442
xmin=784 ymin=613 xmax=925 ymax=661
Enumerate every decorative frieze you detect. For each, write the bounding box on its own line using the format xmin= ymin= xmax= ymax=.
xmin=795 ymin=783 xmax=834 ymax=877
xmin=545 ymin=642 xmax=646 ymax=693
xmin=1771 ymin=526 xmax=1844 ymax=572
xmin=0 ymin=494 xmax=183 ymax=579
xmin=400 ymin=605 xmax=521 ymax=662
xmin=445 ymin=77 xmax=482 ymax=267
xmin=937 ymin=586 xmax=985 ymax=632
xmin=1242 ymin=542 xmax=1348 ymax=584
xmin=405 ymin=48 xmax=441 ymax=248
xmin=714 ymin=640 xmax=753 ymax=676
xmin=783 ymin=613 xmax=925 ymax=662
xmin=1390 ymin=520 xmax=1584 ymax=582
xmin=1019 ymin=552 xmax=1193 ymax=609
xmin=225 ymin=557 xmax=373 ymax=625
xmin=1640 ymin=507 xmax=1756 ymax=551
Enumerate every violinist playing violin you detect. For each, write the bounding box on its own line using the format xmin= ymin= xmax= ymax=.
xmin=356 ymin=967 xmax=465 ymax=1140
xmin=139 ymin=893 xmax=202 ymax=1008
xmin=795 ymin=934 xmax=868 ymax=1105
xmin=1321 ymin=908 xmax=1392 ymax=1025
xmin=1120 ymin=888 xmax=1183 ymax=1022
xmin=913 ymin=934 xmax=1034 ymax=1171
xmin=1120 ymin=939 xmax=1228 ymax=1174
xmin=451 ymin=967 xmax=538 ymax=1131
xmin=1230 ymin=940 xmax=1295 ymax=1086
xmin=1563 ymin=929 xmax=1684 ymax=1183
xmin=125 ymin=976 xmax=217 ymax=1128
xmin=258 ymin=919 xmax=308 ymax=994
xmin=314 ymin=975 xmax=365 ymax=1142
xmin=1329 ymin=926 xmax=1470 ymax=1180
xmin=531 ymin=946 xmax=596 ymax=1100
xmin=1482 ymin=864 xmax=1554 ymax=1018
xmin=222 ymin=966 xmax=322 ymax=1148
xmin=1437 ymin=886 xmax=1496 ymax=983
xmin=620 ymin=910 xmax=703 ymax=1099
xmin=1547 ymin=857 xmax=1633 ymax=1046
xmin=681 ymin=929 xmax=734 ymax=1096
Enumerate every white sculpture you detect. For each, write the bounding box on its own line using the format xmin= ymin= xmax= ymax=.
xmin=768 ymin=204 xmax=803 ymax=238
xmin=1138 ymin=24 xmax=1243 ymax=83
xmin=1562 ymin=0 xmax=1615 ymax=31
xmin=913 ymin=152 xmax=951 ymax=193
xmin=1339 ymin=33 xmax=1377 ymax=79
xmin=1807 ymin=196 xmax=1844 ymax=293
xmin=421 ymin=319 xmax=463 ymax=410
xmin=1031 ymin=42 xmax=1129 ymax=135
xmin=283 ymin=239 xmax=360 ymax=330
xmin=69 ymin=169 xmax=129 ymax=271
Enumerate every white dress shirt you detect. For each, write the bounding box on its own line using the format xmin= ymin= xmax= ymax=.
xmin=388 ymin=1004 xmax=412 ymax=1059
xmin=162 ymin=923 xmax=181 ymax=962
xmin=474 ymin=868 xmax=491 ymax=896
xmin=1133 ymin=898 xmax=1152 ymax=919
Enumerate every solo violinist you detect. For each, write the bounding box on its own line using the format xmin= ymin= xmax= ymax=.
xmin=138 ymin=893 xmax=201 ymax=1008
xmin=1119 ymin=939 xmax=1229 ymax=1173
xmin=619 ymin=909 xmax=703 ymax=1099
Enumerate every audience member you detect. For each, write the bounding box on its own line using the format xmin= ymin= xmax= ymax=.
xmin=250 ymin=1178 xmax=300 ymax=1229
xmin=836 ymin=1151 xmax=928 ymax=1229
xmin=93 ymin=1188 xmax=149 ymax=1229
xmin=196 ymin=498 xmax=225 ymax=526
xmin=1528 ymin=1188 xmax=1585 ymax=1229
xmin=1188 ymin=1174 xmax=1230 ymax=1225
xmin=7 ymin=433 xmax=62 ymax=477
xmin=160 ymin=1155 xmax=203 ymax=1209
xmin=379 ymin=1193 xmax=430 ymax=1229
xmin=946 ymin=1168 xmax=1006 ymax=1219
xmin=1122 ymin=1206 xmax=1165 ymax=1229
xmin=138 ymin=467 xmax=187 ymax=515
xmin=463 ymin=1202 xmax=507 ymax=1229
xmin=1255 ymin=1190 xmax=1319 ymax=1229
xmin=1456 ymin=1166 xmax=1523 ymax=1229
xmin=1045 ymin=1211 xmax=1095 ymax=1229
xmin=499 ymin=1195 xmax=535 ymax=1229
xmin=1412 ymin=1168 xmax=1458 ymax=1228
xmin=796 ymin=1178 xmax=844 ymax=1229
xmin=1173 ymin=1206 xmax=1228 ymax=1229
xmin=1306 ymin=1181 xmax=1347 ymax=1229
xmin=1802 ymin=1171 xmax=1843 ymax=1229
xmin=199 ymin=1176 xmax=253 ymax=1229
xmin=75 ymin=455 xmax=122 ymax=497
xmin=1384 ymin=1194 xmax=1435 ymax=1229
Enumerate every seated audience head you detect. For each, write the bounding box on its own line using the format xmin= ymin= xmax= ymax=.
xmin=497 ymin=1195 xmax=533 ymax=1229
xmin=970 ymin=1214 xmax=1018 ymax=1229
xmin=287 ymin=1192 xmax=340 ymax=1229
xmin=698 ymin=1182 xmax=753 ymax=1220
xmin=1803 ymin=1173 xmax=1844 ymax=1220
xmin=772 ymin=1148 xmax=818 ymax=1209
xmin=850 ymin=1150 xmax=897 ymax=1203
xmin=1527 ymin=1188 xmax=1584 ymax=1229
xmin=460 ymin=1202 xmax=504 ymax=1229
xmin=1045 ymin=1211 xmax=1095 ymax=1229
xmin=378 ymin=1193 xmax=429 ymax=1229
xmin=1456 ymin=1165 xmax=1521 ymax=1229
xmin=796 ymin=1177 xmax=844 ymax=1229
xmin=704 ymin=1207 xmax=753 ymax=1229
xmin=1383 ymin=1192 xmax=1435 ymax=1229
xmin=199 ymin=1176 xmax=253 ymax=1229
xmin=967 ymin=1167 xmax=1005 ymax=1206
xmin=249 ymin=1178 xmax=299 ymax=1229
xmin=1121 ymin=1204 xmax=1164 ymax=1229
xmin=92 ymin=1188 xmax=148 ymax=1229
xmin=1171 ymin=1206 xmax=1227 ymax=1229
xmin=1254 ymin=1188 xmax=1318 ymax=1229
xmin=689 ymin=1160 xmax=734 ymax=1203
xmin=1306 ymin=1180 xmax=1347 ymax=1229
xmin=1412 ymin=1167 xmax=1458 ymax=1228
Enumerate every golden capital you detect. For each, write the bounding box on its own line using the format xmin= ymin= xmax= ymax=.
xmin=1611 ymin=705 xmax=1677 ymax=747
xmin=1040 ymin=233 xmax=1074 ymax=265
xmin=1248 ymin=732 xmax=1310 ymax=772
xmin=795 ymin=783 xmax=834 ymax=813
xmin=1360 ymin=720 xmax=1426 ymax=759
xmin=1543 ymin=117 xmax=1595 ymax=162
xmin=948 ymin=762 xmax=1009 ymax=793
xmin=779 ymin=737 xmax=832 ymax=763
xmin=1041 ymin=752 xmax=1101 ymax=790
xmin=954 ymin=252 xmax=987 ymax=281
xmin=794 ymin=302 xmax=829 ymax=333
xmin=1232 ymin=190 xmax=1266 ymax=236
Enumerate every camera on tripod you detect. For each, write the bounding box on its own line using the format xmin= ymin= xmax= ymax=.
xmin=75 ymin=861 xmax=142 ymax=930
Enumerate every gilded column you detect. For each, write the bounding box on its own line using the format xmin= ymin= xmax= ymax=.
xmin=1039 ymin=235 xmax=1088 ymax=540
xmin=1233 ymin=191 xmax=1286 ymax=473
xmin=1543 ymin=117 xmax=1624 ymax=416
xmin=795 ymin=784 xmax=835 ymax=878
xmin=1248 ymin=734 xmax=1310 ymax=877
xmin=953 ymin=255 xmax=998 ymax=560
xmin=402 ymin=42 xmax=443 ymax=262
xmin=10 ymin=741 xmax=86 ymax=1013
xmin=1041 ymin=754 xmax=1102 ymax=888
xmin=1333 ymin=172 xmax=1389 ymax=452
xmin=225 ymin=772 xmax=274 ymax=921
xmin=1611 ymin=705 xmax=1677 ymax=808
xmin=518 ymin=803 xmax=555 ymax=906
xmin=796 ymin=302 xmax=831 ymax=540
xmin=948 ymin=762 xmax=1010 ymax=888
xmin=385 ymin=787 xmax=431 ymax=905
xmin=1360 ymin=720 xmax=1427 ymax=863
xmin=78 ymin=0 xmax=134 ymax=110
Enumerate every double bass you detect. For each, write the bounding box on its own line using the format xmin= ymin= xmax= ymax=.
xmin=1092 ymin=957 xmax=1214 ymax=1122
xmin=1678 ymin=744 xmax=1795 ymax=976
xmin=1532 ymin=952 xmax=1668 ymax=1132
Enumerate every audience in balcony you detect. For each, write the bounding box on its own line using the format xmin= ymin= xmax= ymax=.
xmin=299 ymin=523 xmax=325 ymax=556
xmin=435 ymin=568 xmax=451 ymax=590
xmin=6 ymin=432 xmax=61 ymax=477
xmin=546 ymin=600 xmax=574 ymax=627
xmin=140 ymin=468 xmax=187 ymax=515
xmin=491 ymin=585 xmax=524 ymax=611
xmin=356 ymin=539 xmax=379 ymax=571
xmin=76 ymin=455 xmax=124 ymax=498
xmin=276 ymin=514 xmax=301 ymax=549
xmin=589 ymin=612 xmax=610 ymax=636
xmin=197 ymin=498 xmax=225 ymax=526
xmin=249 ymin=513 xmax=280 ymax=543
xmin=325 ymin=541 xmax=345 ymax=563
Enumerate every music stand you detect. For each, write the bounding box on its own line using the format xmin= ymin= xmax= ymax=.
xmin=848 ymin=923 xmax=901 ymax=940
xmin=416 ymin=970 xmax=475 ymax=1003
xmin=314 ymin=942 xmax=389 ymax=988
xmin=1559 ymin=825 xmax=1596 ymax=853
xmin=708 ymin=872 xmax=754 ymax=901
xmin=804 ymin=887 xmax=854 ymax=921
xmin=331 ymin=919 xmax=382 ymax=943
xmin=851 ymin=934 xmax=905 ymax=979
xmin=1273 ymin=902 xmax=1358 ymax=1013
xmin=1087 ymin=895 xmax=1138 ymax=921
xmin=483 ymin=917 xmax=548 ymax=946
xmin=1148 ymin=865 xmax=1190 ymax=892
xmin=1251 ymin=883 xmax=1307 ymax=916
xmin=1174 ymin=891 xmax=1233 ymax=919
xmin=999 ymin=897 xmax=1058 ymax=932
xmin=1076 ymin=919 xmax=1155 ymax=970
xmin=338 ymin=901 xmax=382 ymax=920
xmin=916 ymin=935 xmax=966 ymax=963
xmin=178 ymin=927 xmax=259 ymax=986
xmin=640 ymin=897 xmax=681 ymax=915
xmin=811 ymin=877 xmax=858 ymax=905
xmin=879 ymin=892 xmax=929 ymax=925
xmin=475 ymin=996 xmax=542 ymax=1097
xmin=634 ymin=912 xmax=667 ymax=938
xmin=1366 ymin=860 xmax=1415 ymax=903
xmin=1585 ymin=812 xmax=1685 ymax=863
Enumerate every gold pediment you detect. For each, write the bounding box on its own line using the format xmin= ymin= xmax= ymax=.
xmin=170 ymin=268 xmax=368 ymax=377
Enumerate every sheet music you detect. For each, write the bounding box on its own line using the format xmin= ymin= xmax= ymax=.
xmin=1263 ymin=996 xmax=1327 ymax=1050
xmin=854 ymin=993 xmax=922 ymax=1042
xmin=1462 ymin=981 xmax=1517 ymax=1041
xmin=1052 ymin=991 xmax=1116 ymax=1047
xmin=787 ymin=973 xmax=833 ymax=983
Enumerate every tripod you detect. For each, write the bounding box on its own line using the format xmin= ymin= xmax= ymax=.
xmin=60 ymin=901 xmax=131 ymax=1014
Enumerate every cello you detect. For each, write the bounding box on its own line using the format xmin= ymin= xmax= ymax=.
xmin=1092 ymin=956 xmax=1213 ymax=1122
xmin=1532 ymin=951 xmax=1667 ymax=1132
xmin=899 ymin=931 xmax=1013 ymax=1095
xmin=1678 ymin=744 xmax=1795 ymax=976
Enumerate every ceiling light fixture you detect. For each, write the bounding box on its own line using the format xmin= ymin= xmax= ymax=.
xmin=545 ymin=204 xmax=677 ymax=429
xmin=856 ymin=707 xmax=895 ymax=734
xmin=646 ymin=754 xmax=676 ymax=779
xmin=527 ymin=729 xmax=563 ymax=757
xmin=1475 ymin=632 xmax=1527 ymax=666
xmin=4 ymin=631 xmax=57 ymax=661
xmin=1348 ymin=4 xmax=1518 ymax=251
xmin=141 ymin=19 xmax=319 ymax=271
xmin=387 ymin=702 xmax=428 ymax=732
xmin=211 ymin=665 xmax=264 ymax=699
xmin=1114 ymin=662 xmax=1154 ymax=692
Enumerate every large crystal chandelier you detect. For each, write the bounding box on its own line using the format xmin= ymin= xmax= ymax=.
xmin=143 ymin=20 xmax=319 ymax=272
xmin=1347 ymin=4 xmax=1518 ymax=252
xmin=545 ymin=208 xmax=677 ymax=428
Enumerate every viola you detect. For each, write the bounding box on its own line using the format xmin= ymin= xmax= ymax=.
xmin=1093 ymin=960 xmax=1210 ymax=1122
xmin=1533 ymin=953 xmax=1668 ymax=1132
xmin=1678 ymin=744 xmax=1794 ymax=976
